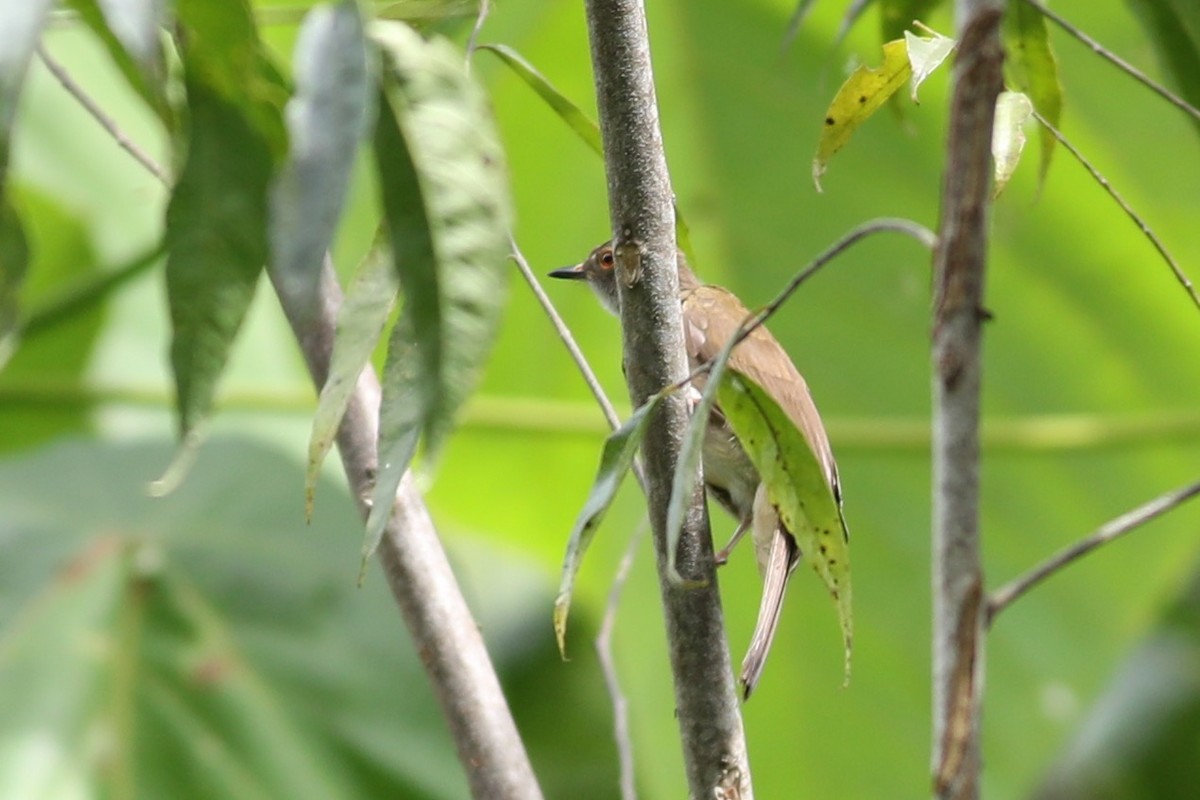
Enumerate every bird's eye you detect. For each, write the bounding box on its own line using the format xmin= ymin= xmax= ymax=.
xmin=600 ymin=251 xmax=614 ymax=268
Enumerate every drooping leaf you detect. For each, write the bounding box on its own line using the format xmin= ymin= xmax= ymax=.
xmin=478 ymin=43 xmax=602 ymax=157
xmin=164 ymin=77 xmax=275 ymax=437
xmin=269 ymin=0 xmax=371 ymax=324
xmin=361 ymin=21 xmax=512 ymax=561
xmin=1002 ymin=0 xmax=1064 ymax=183
xmin=906 ymin=27 xmax=956 ymax=102
xmin=1125 ymin=0 xmax=1200 ymax=137
xmin=554 ymin=393 xmax=664 ymax=657
xmin=64 ymin=0 xmax=172 ymax=123
xmin=717 ymin=370 xmax=852 ymax=682
xmin=993 ymin=90 xmax=1034 ymax=196
xmin=305 ymin=241 xmax=398 ymax=520
xmin=881 ymin=0 xmax=944 ymax=43
xmin=813 ymin=39 xmax=912 ymax=191
xmin=165 ymin=0 xmax=285 ymax=440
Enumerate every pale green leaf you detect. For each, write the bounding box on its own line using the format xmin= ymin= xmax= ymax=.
xmin=905 ymin=28 xmax=956 ymax=102
xmin=305 ymin=241 xmax=398 ymax=520
xmin=718 ymin=370 xmax=852 ymax=682
xmin=993 ymin=90 xmax=1033 ymax=196
xmin=554 ymin=394 xmax=663 ymax=657
xmin=813 ymin=39 xmax=912 ymax=191
xmin=1002 ymin=1 xmax=1064 ymax=182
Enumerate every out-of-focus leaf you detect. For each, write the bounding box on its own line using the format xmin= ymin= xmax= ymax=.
xmin=718 ymin=370 xmax=852 ymax=682
xmin=164 ymin=77 xmax=274 ymax=437
xmin=554 ymin=393 xmax=662 ymax=657
xmin=1125 ymin=0 xmax=1200 ymax=136
xmin=833 ymin=0 xmax=873 ymax=49
xmin=270 ymin=0 xmax=370 ymax=323
xmin=812 ymin=39 xmax=911 ymax=191
xmin=479 ymin=44 xmax=602 ymax=157
xmin=363 ymin=21 xmax=511 ymax=561
xmin=782 ymin=0 xmax=819 ymax=52
xmin=881 ymin=0 xmax=944 ymax=43
xmin=1002 ymin=1 xmax=1064 ymax=182
xmin=306 ymin=241 xmax=398 ymax=520
xmin=165 ymin=0 xmax=285 ymax=439
xmin=993 ymin=90 xmax=1033 ymax=196
xmin=0 ymin=199 xmax=27 ymax=368
xmin=0 ymin=0 xmax=52 ymax=148
xmin=906 ymin=27 xmax=956 ymax=102
xmin=65 ymin=0 xmax=171 ymax=123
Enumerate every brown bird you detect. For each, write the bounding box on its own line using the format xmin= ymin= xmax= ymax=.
xmin=550 ymin=241 xmax=843 ymax=697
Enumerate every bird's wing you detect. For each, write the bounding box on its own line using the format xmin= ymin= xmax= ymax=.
xmin=682 ymin=285 xmax=841 ymax=502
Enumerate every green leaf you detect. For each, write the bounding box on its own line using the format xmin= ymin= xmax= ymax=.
xmin=478 ymin=43 xmax=603 ymax=157
xmin=270 ymin=0 xmax=370 ymax=322
xmin=554 ymin=394 xmax=663 ymax=657
xmin=165 ymin=77 xmax=275 ymax=437
xmin=0 ymin=198 xmax=27 ymax=368
xmin=1126 ymin=0 xmax=1200 ymax=136
xmin=305 ymin=241 xmax=398 ymax=520
xmin=64 ymin=0 xmax=172 ymax=124
xmin=0 ymin=0 xmax=53 ymax=153
xmin=881 ymin=0 xmax=944 ymax=43
xmin=717 ymin=370 xmax=852 ymax=682
xmin=905 ymin=27 xmax=956 ymax=102
xmin=362 ymin=21 xmax=512 ymax=561
xmin=812 ymin=39 xmax=912 ymax=191
xmin=1002 ymin=0 xmax=1064 ymax=183
xmin=993 ymin=90 xmax=1034 ymax=196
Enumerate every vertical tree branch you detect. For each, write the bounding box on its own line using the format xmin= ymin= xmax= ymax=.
xmin=272 ymin=259 xmax=543 ymax=800
xmin=583 ymin=0 xmax=752 ymax=796
xmin=931 ymin=4 xmax=1004 ymax=799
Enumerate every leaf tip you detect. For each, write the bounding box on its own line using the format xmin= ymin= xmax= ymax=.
xmin=552 ymin=595 xmax=571 ymax=659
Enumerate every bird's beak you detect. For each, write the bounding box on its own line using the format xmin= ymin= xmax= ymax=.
xmin=548 ymin=263 xmax=587 ymax=281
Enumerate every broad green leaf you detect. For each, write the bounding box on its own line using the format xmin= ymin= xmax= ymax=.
xmin=362 ymin=21 xmax=512 ymax=561
xmin=993 ymin=90 xmax=1033 ymax=196
xmin=905 ymin=28 xmax=956 ymax=102
xmin=813 ymin=39 xmax=912 ymax=191
xmin=1126 ymin=0 xmax=1200 ymax=136
xmin=554 ymin=393 xmax=663 ymax=656
xmin=717 ymin=370 xmax=852 ymax=681
xmin=305 ymin=241 xmax=398 ymax=520
xmin=478 ymin=43 xmax=602 ymax=157
xmin=64 ymin=0 xmax=172 ymax=123
xmin=881 ymin=0 xmax=944 ymax=43
xmin=1002 ymin=1 xmax=1064 ymax=183
xmin=270 ymin=0 xmax=370 ymax=323
xmin=165 ymin=77 xmax=275 ymax=437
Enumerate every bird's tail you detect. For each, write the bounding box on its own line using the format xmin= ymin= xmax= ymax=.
xmin=739 ymin=526 xmax=800 ymax=699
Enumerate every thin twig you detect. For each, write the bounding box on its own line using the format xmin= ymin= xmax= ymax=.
xmin=595 ymin=517 xmax=649 ymax=800
xmin=987 ymin=479 xmax=1200 ymax=625
xmin=1032 ymin=109 xmax=1200 ymax=313
xmin=36 ymin=45 xmax=169 ymax=183
xmin=1021 ymin=0 xmax=1200 ymax=124
xmin=464 ymin=0 xmax=490 ymax=71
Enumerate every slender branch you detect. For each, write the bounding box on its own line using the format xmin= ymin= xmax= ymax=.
xmin=464 ymin=0 xmax=490 ymax=70
xmin=987 ymin=479 xmax=1200 ymax=624
xmin=584 ymin=0 xmax=751 ymax=796
xmin=41 ymin=42 xmax=542 ymax=800
xmin=1032 ymin=109 xmax=1199 ymax=313
xmin=595 ymin=518 xmax=649 ymax=800
xmin=36 ymin=45 xmax=168 ymax=182
xmin=930 ymin=5 xmax=1003 ymax=800
xmin=1021 ymin=0 xmax=1200 ymax=124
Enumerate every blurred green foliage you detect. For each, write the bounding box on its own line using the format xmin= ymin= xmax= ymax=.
xmin=1 ymin=0 xmax=1198 ymax=798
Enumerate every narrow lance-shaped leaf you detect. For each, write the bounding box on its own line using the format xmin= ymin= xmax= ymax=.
xmin=554 ymin=393 xmax=665 ymax=657
xmin=813 ymin=39 xmax=912 ymax=191
xmin=1126 ymin=0 xmax=1200 ymax=137
xmin=305 ymin=241 xmax=398 ymax=521
xmin=363 ymin=21 xmax=512 ymax=563
xmin=1002 ymin=0 xmax=1064 ymax=183
xmin=717 ymin=370 xmax=853 ymax=682
xmin=270 ymin=0 xmax=370 ymax=324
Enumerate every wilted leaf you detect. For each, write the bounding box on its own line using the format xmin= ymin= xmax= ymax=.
xmin=362 ymin=22 xmax=512 ymax=562
xmin=718 ymin=370 xmax=852 ymax=681
xmin=554 ymin=394 xmax=663 ymax=657
xmin=906 ymin=27 xmax=956 ymax=102
xmin=1002 ymin=1 xmax=1064 ymax=182
xmin=305 ymin=242 xmax=398 ymax=520
xmin=813 ymin=39 xmax=912 ymax=191
xmin=993 ymin=90 xmax=1033 ymax=196
xmin=270 ymin=0 xmax=370 ymax=324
